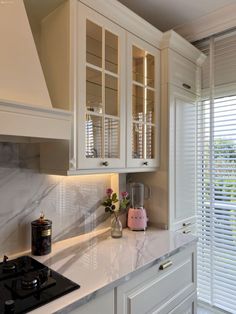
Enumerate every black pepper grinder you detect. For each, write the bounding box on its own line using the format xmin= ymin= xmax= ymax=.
xmin=31 ymin=212 xmax=52 ymax=256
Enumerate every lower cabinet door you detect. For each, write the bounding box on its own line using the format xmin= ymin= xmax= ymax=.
xmin=169 ymin=292 xmax=197 ymax=314
xmin=116 ymin=245 xmax=196 ymax=314
xmin=69 ymin=290 xmax=114 ymax=314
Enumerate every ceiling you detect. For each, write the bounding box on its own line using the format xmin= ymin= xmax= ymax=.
xmin=24 ymin=0 xmax=236 ymax=34
xmin=117 ymin=0 xmax=236 ymax=31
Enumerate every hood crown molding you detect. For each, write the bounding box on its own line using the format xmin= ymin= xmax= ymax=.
xmin=161 ymin=30 xmax=206 ymax=66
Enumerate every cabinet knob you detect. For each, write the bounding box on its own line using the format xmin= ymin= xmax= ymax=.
xmin=183 ymin=229 xmax=191 ymax=234
xmin=159 ymin=260 xmax=173 ymax=270
xmin=143 ymin=162 xmax=148 ymax=166
xmin=182 ymin=83 xmax=191 ymax=90
xmin=183 ymin=222 xmax=191 ymax=227
xmin=102 ymin=161 xmax=109 ymax=167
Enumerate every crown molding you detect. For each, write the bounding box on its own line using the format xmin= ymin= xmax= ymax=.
xmin=175 ymin=3 xmax=236 ymax=42
xmin=79 ymin=0 xmax=163 ymax=48
xmin=160 ymin=30 xmax=206 ymax=65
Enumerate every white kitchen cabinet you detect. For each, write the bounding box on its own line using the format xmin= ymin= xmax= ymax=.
xmin=76 ymin=3 xmax=126 ymax=170
xmin=126 ymin=33 xmax=160 ymax=170
xmin=165 ymin=50 xmax=199 ymax=95
xmin=116 ymin=244 xmax=196 ymax=314
xmin=61 ymin=243 xmax=196 ymax=314
xmin=129 ymin=31 xmax=206 ymax=232
xmin=68 ymin=289 xmax=114 ymax=314
xmin=28 ymin=0 xmax=161 ymax=175
xmin=169 ymin=85 xmax=197 ymax=231
xmin=39 ymin=1 xmax=127 ymax=173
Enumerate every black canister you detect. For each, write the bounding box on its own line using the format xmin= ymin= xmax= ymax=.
xmin=31 ymin=213 xmax=52 ymax=256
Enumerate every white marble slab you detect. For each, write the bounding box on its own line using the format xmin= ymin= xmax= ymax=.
xmin=12 ymin=227 xmax=197 ymax=314
xmin=0 ymin=143 xmax=112 ymax=255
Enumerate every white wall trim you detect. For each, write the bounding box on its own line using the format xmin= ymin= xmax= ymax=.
xmin=175 ymin=3 xmax=236 ymax=42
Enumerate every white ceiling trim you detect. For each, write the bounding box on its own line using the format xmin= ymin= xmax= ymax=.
xmin=175 ymin=3 xmax=236 ymax=42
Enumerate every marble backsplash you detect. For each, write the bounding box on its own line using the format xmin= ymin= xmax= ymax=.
xmin=0 ymin=143 xmax=113 ymax=256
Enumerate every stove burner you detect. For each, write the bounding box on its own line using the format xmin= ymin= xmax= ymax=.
xmin=2 ymin=256 xmax=16 ymax=274
xmin=2 ymin=263 xmax=16 ymax=273
xmin=21 ymin=274 xmax=39 ymax=290
xmin=0 ymin=256 xmax=80 ymax=313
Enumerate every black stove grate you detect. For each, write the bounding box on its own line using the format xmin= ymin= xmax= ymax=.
xmin=0 ymin=256 xmax=80 ymax=314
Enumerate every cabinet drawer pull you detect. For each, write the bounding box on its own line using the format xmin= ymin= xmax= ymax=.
xmin=102 ymin=161 xmax=109 ymax=167
xmin=159 ymin=260 xmax=172 ymax=270
xmin=183 ymin=222 xmax=191 ymax=227
xmin=183 ymin=229 xmax=191 ymax=234
xmin=143 ymin=162 xmax=148 ymax=166
xmin=182 ymin=83 xmax=191 ymax=90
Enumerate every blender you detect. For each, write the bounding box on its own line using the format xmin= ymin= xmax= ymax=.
xmin=128 ymin=183 xmax=150 ymax=231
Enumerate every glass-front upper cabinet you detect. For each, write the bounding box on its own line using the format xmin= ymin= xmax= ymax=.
xmin=127 ymin=34 xmax=160 ymax=168
xmin=77 ymin=3 xmax=126 ymax=169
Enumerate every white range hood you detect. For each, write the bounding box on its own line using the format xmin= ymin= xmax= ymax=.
xmin=0 ymin=0 xmax=71 ymax=141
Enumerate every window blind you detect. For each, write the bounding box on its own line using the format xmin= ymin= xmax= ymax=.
xmin=196 ymin=31 xmax=236 ymax=313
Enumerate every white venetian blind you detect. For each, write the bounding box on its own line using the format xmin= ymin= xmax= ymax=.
xmin=196 ymin=31 xmax=236 ymax=313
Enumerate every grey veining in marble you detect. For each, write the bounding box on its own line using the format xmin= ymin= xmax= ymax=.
xmin=0 ymin=143 xmax=111 ymax=256
xmin=27 ymin=228 xmax=197 ymax=314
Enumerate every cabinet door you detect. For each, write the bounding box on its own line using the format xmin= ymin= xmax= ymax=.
xmin=116 ymin=245 xmax=196 ymax=314
xmin=68 ymin=290 xmax=114 ymax=314
xmin=168 ymin=292 xmax=197 ymax=314
xmin=169 ymin=85 xmax=197 ymax=230
xmin=126 ymin=34 xmax=160 ymax=169
xmin=77 ymin=3 xmax=126 ymax=170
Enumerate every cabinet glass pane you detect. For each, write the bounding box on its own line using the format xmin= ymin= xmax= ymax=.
xmin=86 ymin=20 xmax=102 ymax=67
xmin=105 ymin=30 xmax=118 ymax=74
xmin=146 ymin=89 xmax=154 ymax=123
xmin=85 ymin=115 xmax=102 ymax=158
xmin=133 ymin=46 xmax=144 ymax=84
xmin=145 ymin=125 xmax=154 ymax=159
xmin=133 ymin=84 xmax=144 ymax=121
xmin=105 ymin=74 xmax=118 ymax=116
xmin=86 ymin=67 xmax=102 ymax=113
xmin=132 ymin=123 xmax=143 ymax=159
xmin=104 ymin=118 xmax=119 ymax=158
xmin=146 ymin=54 xmax=154 ymax=88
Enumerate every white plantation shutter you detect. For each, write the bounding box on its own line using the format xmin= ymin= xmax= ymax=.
xmin=196 ymin=31 xmax=236 ymax=313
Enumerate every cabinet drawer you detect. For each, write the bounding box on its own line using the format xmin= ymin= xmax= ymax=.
xmin=116 ymin=245 xmax=196 ymax=314
xmin=177 ymin=223 xmax=197 ymax=236
xmin=169 ymin=50 xmax=199 ymax=95
xmin=171 ymin=216 xmax=196 ymax=232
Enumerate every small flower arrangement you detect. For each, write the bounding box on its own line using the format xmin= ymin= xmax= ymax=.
xmin=102 ymin=188 xmax=130 ymax=218
xmin=119 ymin=191 xmax=130 ymax=212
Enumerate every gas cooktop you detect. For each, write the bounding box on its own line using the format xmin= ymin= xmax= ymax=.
xmin=0 ymin=255 xmax=80 ymax=313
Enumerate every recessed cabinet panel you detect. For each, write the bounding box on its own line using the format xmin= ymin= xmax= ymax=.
xmin=105 ymin=30 xmax=118 ymax=74
xmin=147 ymin=53 xmax=155 ymax=88
xmin=133 ymin=123 xmax=143 ymax=159
xmin=127 ymin=34 xmax=160 ymax=168
xmin=86 ymin=67 xmax=102 ymax=113
xmin=133 ymin=46 xmax=144 ymax=84
xmin=146 ymin=89 xmax=154 ymax=123
xmin=85 ymin=114 xmax=102 ymax=158
xmin=105 ymin=118 xmax=119 ymax=158
xmin=145 ymin=124 xmax=154 ymax=159
xmin=132 ymin=85 xmax=144 ymax=121
xmin=86 ymin=20 xmax=102 ymax=68
xmin=169 ymin=85 xmax=197 ymax=229
xmin=105 ymin=74 xmax=118 ymax=116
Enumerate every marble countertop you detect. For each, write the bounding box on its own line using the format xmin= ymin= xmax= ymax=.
xmin=19 ymin=227 xmax=197 ymax=313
